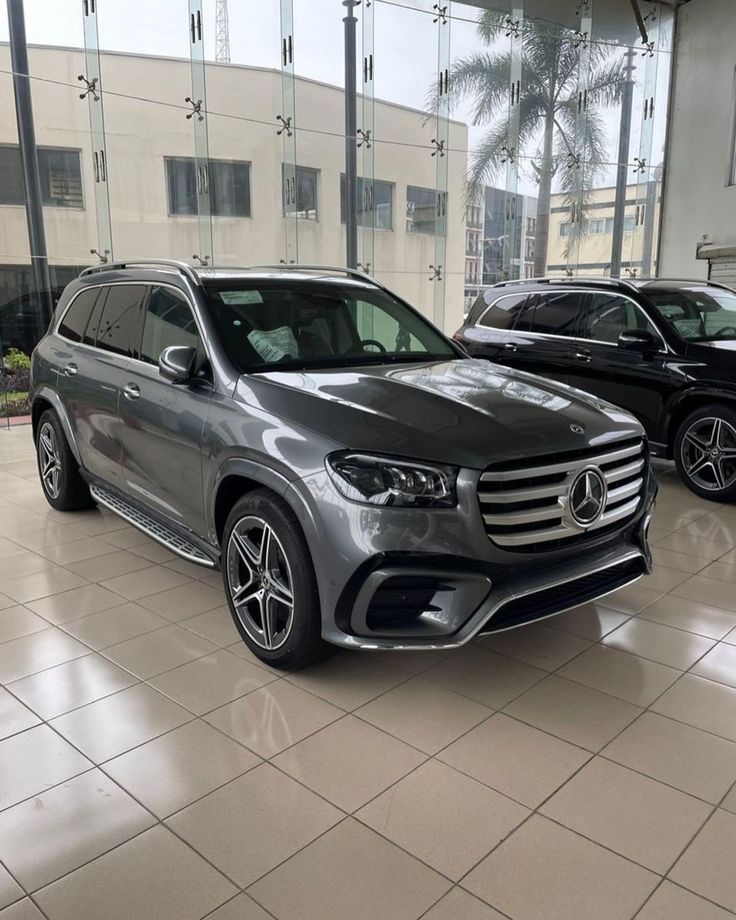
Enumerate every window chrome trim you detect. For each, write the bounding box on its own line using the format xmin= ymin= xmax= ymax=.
xmin=474 ymin=287 xmax=670 ymax=354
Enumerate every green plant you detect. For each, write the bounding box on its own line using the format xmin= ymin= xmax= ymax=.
xmin=0 ymin=391 xmax=31 ymax=417
xmin=4 ymin=348 xmax=31 ymax=373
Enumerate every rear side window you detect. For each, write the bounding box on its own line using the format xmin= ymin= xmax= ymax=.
xmin=478 ymin=294 xmax=530 ymax=330
xmin=57 ymin=289 xmax=99 ymax=343
xmin=140 ymin=287 xmax=202 ymax=364
xmin=582 ymin=293 xmax=657 ymax=344
xmin=95 ymin=285 xmax=147 ymax=357
xmin=531 ymin=292 xmax=582 ymax=336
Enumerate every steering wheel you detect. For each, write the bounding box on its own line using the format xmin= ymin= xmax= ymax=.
xmin=349 ymin=338 xmax=386 ymax=353
xmin=716 ymin=326 xmax=736 ymax=338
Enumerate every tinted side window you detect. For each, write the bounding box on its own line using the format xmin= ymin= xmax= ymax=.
xmin=583 ymin=293 xmax=656 ymax=344
xmin=531 ymin=292 xmax=582 ymax=336
xmin=57 ymin=289 xmax=99 ymax=343
xmin=478 ymin=294 xmax=529 ymax=330
xmin=140 ymin=287 xmax=202 ymax=364
xmin=95 ymin=285 xmax=147 ymax=357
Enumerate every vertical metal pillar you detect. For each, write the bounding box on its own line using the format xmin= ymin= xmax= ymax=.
xmin=7 ymin=0 xmax=52 ymax=321
xmin=610 ymin=46 xmax=636 ymax=277
xmin=343 ymin=0 xmax=359 ymax=269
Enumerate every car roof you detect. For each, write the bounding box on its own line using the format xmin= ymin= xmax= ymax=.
xmin=490 ymin=277 xmax=734 ymax=295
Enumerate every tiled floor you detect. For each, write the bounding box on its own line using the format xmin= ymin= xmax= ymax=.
xmin=1 ymin=427 xmax=736 ymax=920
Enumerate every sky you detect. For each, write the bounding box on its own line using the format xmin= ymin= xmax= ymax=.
xmin=0 ymin=0 xmax=673 ymax=198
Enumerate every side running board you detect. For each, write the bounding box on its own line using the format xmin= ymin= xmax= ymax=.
xmin=90 ymin=484 xmax=216 ymax=568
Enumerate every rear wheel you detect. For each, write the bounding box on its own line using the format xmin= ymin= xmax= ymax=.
xmin=674 ymin=404 xmax=736 ymax=502
xmin=35 ymin=409 xmax=94 ymax=511
xmin=222 ymin=489 xmax=331 ymax=670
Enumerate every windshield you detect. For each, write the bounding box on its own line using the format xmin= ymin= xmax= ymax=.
xmin=202 ymin=280 xmax=458 ymax=372
xmin=647 ymin=286 xmax=736 ymax=342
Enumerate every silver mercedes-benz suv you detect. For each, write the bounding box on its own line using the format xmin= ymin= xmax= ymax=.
xmin=30 ymin=261 xmax=655 ymax=668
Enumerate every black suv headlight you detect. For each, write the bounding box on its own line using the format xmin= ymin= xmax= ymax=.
xmin=326 ymin=451 xmax=458 ymax=508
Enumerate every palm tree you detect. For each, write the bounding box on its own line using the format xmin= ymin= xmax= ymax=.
xmin=439 ymin=11 xmax=628 ymax=274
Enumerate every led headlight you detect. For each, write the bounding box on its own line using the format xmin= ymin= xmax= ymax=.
xmin=326 ymin=451 xmax=458 ymax=507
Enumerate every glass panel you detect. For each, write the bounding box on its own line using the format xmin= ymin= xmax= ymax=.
xmin=359 ymin=0 xmax=375 ymax=275
xmin=281 ymin=0 xmax=298 ymax=264
xmin=433 ymin=4 xmax=451 ymax=329
xmin=189 ymin=0 xmax=213 ymax=268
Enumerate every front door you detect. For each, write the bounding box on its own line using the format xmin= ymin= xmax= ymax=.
xmin=118 ymin=285 xmax=211 ymax=536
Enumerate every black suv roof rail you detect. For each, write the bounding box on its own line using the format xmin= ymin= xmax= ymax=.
xmin=80 ymin=259 xmax=202 ymax=286
xmin=245 ymin=264 xmax=381 ymax=286
xmin=493 ymin=276 xmax=640 ymax=293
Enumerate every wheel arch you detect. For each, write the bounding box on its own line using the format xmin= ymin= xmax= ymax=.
xmin=211 ymin=458 xmax=298 ymax=545
xmin=31 ymin=387 xmax=81 ymax=464
xmin=665 ymin=390 xmax=736 ymax=458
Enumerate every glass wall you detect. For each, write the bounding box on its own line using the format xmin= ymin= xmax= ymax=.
xmin=0 ymin=0 xmax=675 ymax=424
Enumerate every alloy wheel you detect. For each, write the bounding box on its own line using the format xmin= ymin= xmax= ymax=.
xmin=680 ymin=416 xmax=736 ymax=492
xmin=225 ymin=514 xmax=295 ymax=650
xmin=38 ymin=422 xmax=62 ymax=499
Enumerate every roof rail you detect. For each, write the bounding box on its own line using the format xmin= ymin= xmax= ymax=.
xmin=245 ymin=264 xmax=381 ymax=286
xmin=80 ymin=260 xmax=201 ymax=286
xmin=492 ymin=275 xmax=640 ymax=293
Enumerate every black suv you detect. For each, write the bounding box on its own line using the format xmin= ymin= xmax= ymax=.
xmin=456 ymin=277 xmax=736 ymax=502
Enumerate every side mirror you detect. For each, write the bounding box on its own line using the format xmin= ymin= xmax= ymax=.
xmin=159 ymin=345 xmax=197 ymax=384
xmin=618 ymin=329 xmax=659 ymax=351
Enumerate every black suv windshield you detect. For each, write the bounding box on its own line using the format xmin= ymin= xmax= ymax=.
xmin=647 ymin=286 xmax=736 ymax=342
xmin=202 ymin=279 xmax=458 ymax=371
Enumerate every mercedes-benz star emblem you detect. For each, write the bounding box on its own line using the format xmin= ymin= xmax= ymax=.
xmin=570 ymin=424 xmax=585 ymax=435
xmin=567 ymin=467 xmax=606 ymax=528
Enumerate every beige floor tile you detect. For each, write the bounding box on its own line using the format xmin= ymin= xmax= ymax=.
xmin=421 ymin=646 xmax=545 ymax=709
xmin=479 ymin=623 xmax=592 ymax=671
xmin=637 ymin=881 xmax=735 ymax=919
xmin=249 ymin=818 xmax=450 ymax=920
xmin=60 ymin=602 xmax=168 ymax=650
xmin=656 ymin=532 xmax=732 ymax=562
xmin=0 ymin=552 xmax=54 ymax=581
xmin=604 ymin=711 xmax=736 ymax=803
xmin=205 ymin=894 xmax=273 ymax=920
xmin=0 ymin=866 xmax=23 ymax=912
xmin=692 ymin=643 xmax=736 ymax=689
xmin=0 ymin=592 xmax=15 ymax=610
xmin=722 ymin=783 xmax=736 ymax=814
xmin=358 ymin=759 xmax=528 ymax=880
xmin=698 ymin=559 xmax=736 ymax=584
xmin=127 ymin=541 xmax=180 ymax=563
xmin=0 ymin=568 xmax=88 ymax=604
xmin=0 ymin=627 xmax=89 ymax=684
xmin=603 ymin=617 xmax=715 ymax=669
xmin=640 ymin=594 xmax=736 ymax=639
xmin=645 ymin=565 xmax=692 ymax=593
xmin=50 ymin=683 xmax=191 ymax=762
xmin=100 ymin=528 xmax=152 ymax=550
xmin=285 ymin=651 xmax=409 ymax=711
xmin=26 ymin=583 xmax=123 ymax=625
xmin=547 ymin=603 xmax=631 ymax=640
xmin=139 ymin=581 xmax=224 ymax=621
xmin=601 ymin=581 xmax=662 ymax=615
xmin=9 ymin=523 xmax=101 ymax=553
xmin=149 ymin=649 xmax=275 ymax=715
xmin=439 ymin=712 xmax=590 ymax=808
xmin=0 ymin=606 xmax=48 ymax=644
xmin=164 ymin=557 xmax=214 ymax=579
xmin=371 ymin=648 xmax=453 ymax=674
xmin=180 ymin=606 xmax=240 ymax=646
xmin=674 ymin=575 xmax=736 ymax=611
xmin=100 ymin=567 xmax=192 ymax=601
xmin=102 ymin=624 xmax=218 ymax=679
xmin=0 ymin=898 xmax=47 ymax=920
xmin=463 ymin=815 xmax=658 ymax=920
xmin=0 ymin=769 xmax=154 ymax=892
xmin=0 ymin=724 xmax=91 ymax=811
xmin=33 ymin=825 xmax=236 ymax=920
xmin=204 ymin=679 xmax=342 ymax=758
xmin=7 ymin=653 xmax=137 ymax=719
xmin=504 ymin=675 xmax=642 ymax=751
xmin=0 ymin=687 xmax=39 ymax=740
xmin=652 ymin=546 xmax=711 ymax=574
xmin=272 ymin=714 xmax=425 ymax=812
xmin=66 ymin=550 xmax=155 ymax=582
xmin=40 ymin=538 xmax=122 ymax=566
xmin=652 ymin=674 xmax=736 ymax=742
xmin=678 ymin=512 xmax=736 ymax=545
xmin=105 ymin=719 xmax=260 ymax=818
xmin=541 ymin=757 xmax=711 ymax=873
xmin=558 ymin=644 xmax=681 ymax=706
xmin=670 ymin=810 xmax=736 ymax=913
xmin=167 ymin=764 xmax=341 ymax=886
xmin=355 ymin=676 xmax=491 ymax=755
xmin=421 ymin=888 xmax=507 ymax=920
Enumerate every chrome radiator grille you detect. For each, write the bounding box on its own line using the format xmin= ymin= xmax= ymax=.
xmin=478 ymin=437 xmax=646 ymax=551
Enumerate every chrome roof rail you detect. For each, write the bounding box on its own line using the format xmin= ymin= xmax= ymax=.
xmin=80 ymin=260 xmax=202 ymax=286
xmin=492 ymin=275 xmax=640 ymax=293
xmin=245 ymin=264 xmax=381 ymax=285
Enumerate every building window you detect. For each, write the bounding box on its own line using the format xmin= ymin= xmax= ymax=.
xmin=165 ymin=157 xmax=251 ymax=217
xmin=406 ymin=186 xmax=437 ymax=234
xmin=283 ymin=165 xmax=319 ymax=220
xmin=527 ymin=217 xmax=536 ymax=235
xmin=0 ymin=145 xmax=83 ymax=208
xmin=340 ymin=176 xmax=393 ymax=229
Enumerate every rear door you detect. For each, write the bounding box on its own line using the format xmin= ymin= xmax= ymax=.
xmin=459 ymin=292 xmax=531 ymax=361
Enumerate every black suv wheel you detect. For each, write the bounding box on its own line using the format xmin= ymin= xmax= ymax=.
xmin=675 ymin=404 xmax=736 ymax=502
xmin=35 ymin=409 xmax=95 ymax=511
xmin=222 ymin=489 xmax=330 ymax=670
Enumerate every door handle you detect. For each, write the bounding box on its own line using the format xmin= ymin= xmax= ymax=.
xmin=123 ymin=383 xmax=141 ymax=400
xmin=503 ymin=342 xmax=517 ymax=353
xmin=575 ymin=350 xmax=592 ymax=363
xmin=63 ymin=363 xmax=78 ymax=376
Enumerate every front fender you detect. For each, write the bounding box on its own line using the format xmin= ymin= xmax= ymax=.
xmin=31 ymin=385 xmax=81 ymax=464
xmin=663 ymin=384 xmax=736 ymax=451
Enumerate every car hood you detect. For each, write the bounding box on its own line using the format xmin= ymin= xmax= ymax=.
xmin=243 ymin=359 xmax=642 ymax=470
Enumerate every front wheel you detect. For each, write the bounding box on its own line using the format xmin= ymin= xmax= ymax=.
xmin=674 ymin=404 xmax=736 ymax=502
xmin=221 ymin=489 xmax=331 ymax=670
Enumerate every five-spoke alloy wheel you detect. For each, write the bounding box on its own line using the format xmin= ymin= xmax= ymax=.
xmin=675 ymin=405 xmax=736 ymax=501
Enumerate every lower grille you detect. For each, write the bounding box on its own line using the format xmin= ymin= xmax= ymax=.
xmin=478 ymin=437 xmax=646 ymax=552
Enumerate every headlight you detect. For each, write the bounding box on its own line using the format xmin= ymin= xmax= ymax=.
xmin=326 ymin=451 xmax=458 ymax=507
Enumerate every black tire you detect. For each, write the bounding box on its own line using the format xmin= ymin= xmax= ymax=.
xmin=674 ymin=403 xmax=736 ymax=502
xmin=221 ymin=488 xmax=331 ymax=670
xmin=35 ymin=409 xmax=95 ymax=511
